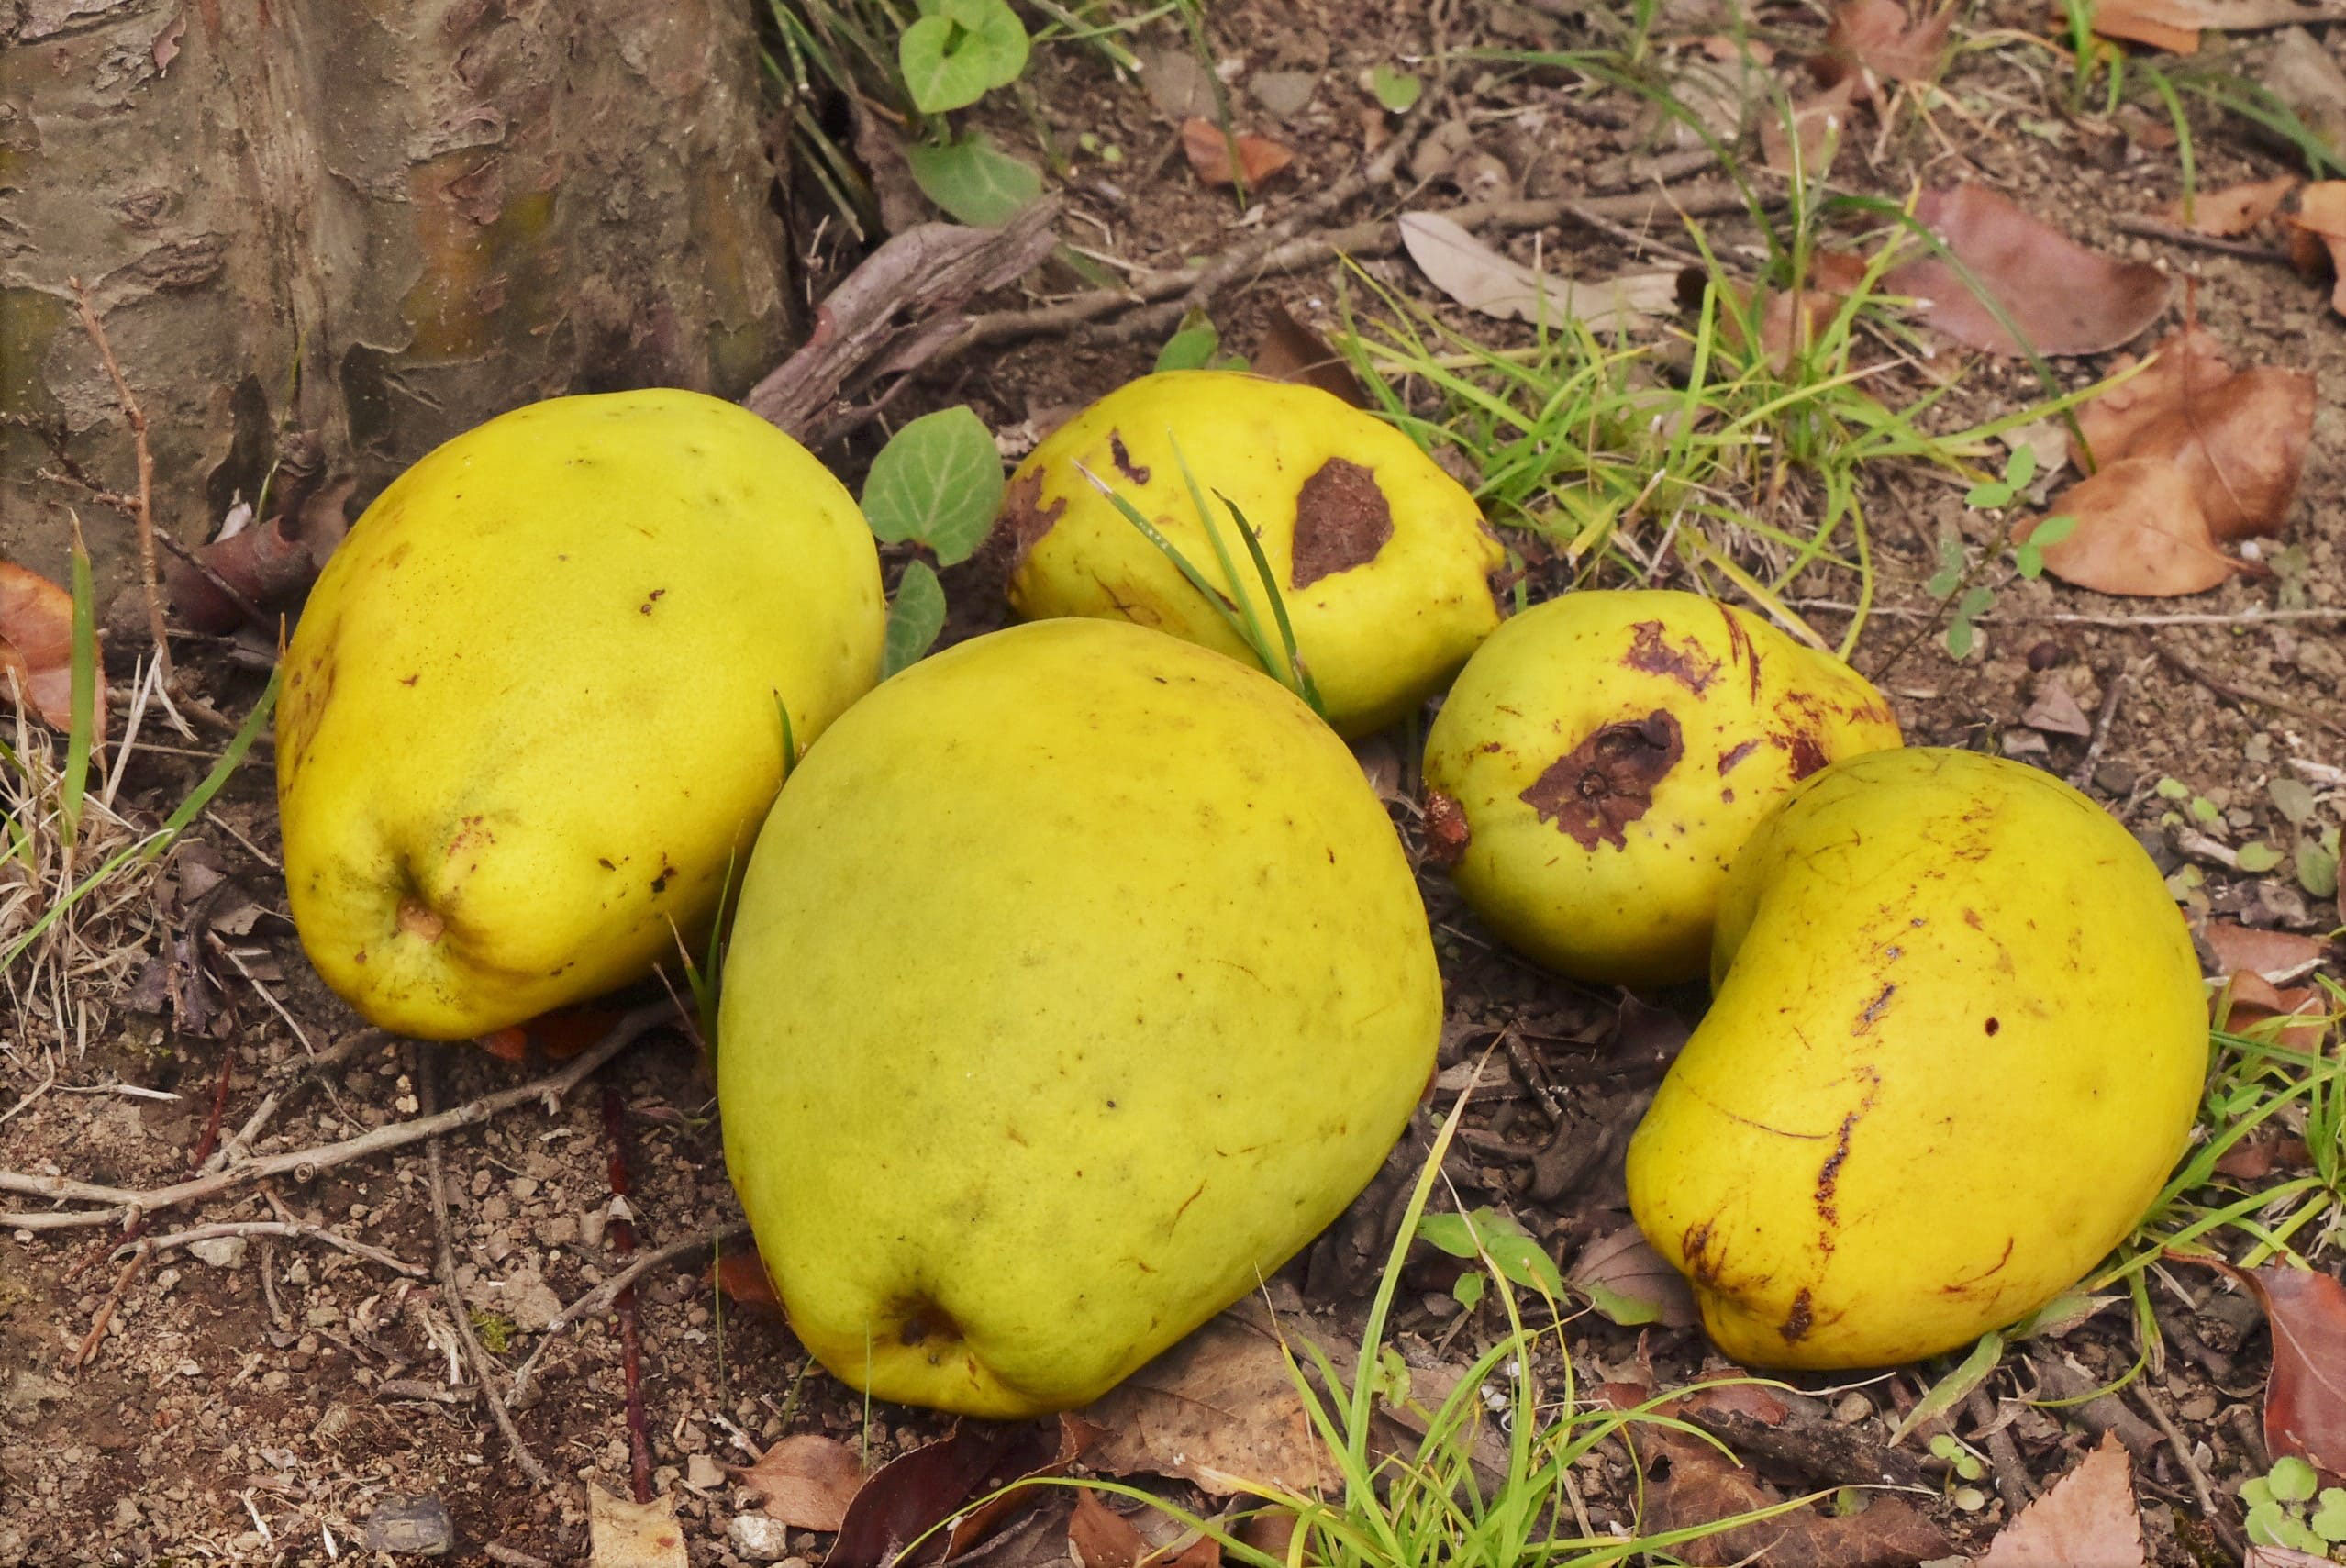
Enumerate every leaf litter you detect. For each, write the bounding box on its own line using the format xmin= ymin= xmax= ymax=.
xmin=1974 ymin=1434 xmax=2147 ymax=1568
xmin=1400 ymin=212 xmax=1680 ymax=330
xmin=1812 ymin=0 xmax=1954 ymax=96
xmin=0 ymin=559 xmax=98 ymax=733
xmin=1882 ymin=184 xmax=2172 ymax=357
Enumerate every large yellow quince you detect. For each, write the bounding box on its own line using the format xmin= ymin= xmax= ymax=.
xmin=1627 ymin=748 xmax=2208 ymax=1369
xmin=277 ymin=390 xmax=883 ymax=1040
xmin=717 ymin=618 xmax=1441 ymax=1417
xmin=999 ymin=371 xmax=1504 ymax=737
xmin=1423 ymin=590 xmax=1901 ymax=987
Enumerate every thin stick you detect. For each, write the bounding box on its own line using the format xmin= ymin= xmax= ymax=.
xmin=2068 ymin=661 xmax=2134 ymax=792
xmin=0 ymin=1005 xmax=673 ymax=1229
xmin=2131 ymin=1382 xmax=2240 ymax=1557
xmin=2154 ymin=643 xmax=2346 ymax=740
xmin=2108 ymin=216 xmax=2296 ymax=265
xmin=125 ymin=1219 xmax=428 ymax=1277
xmin=423 ymin=1050 xmax=554 ymax=1489
xmin=603 ymin=1084 xmax=654 ymax=1504
xmin=1791 ymin=598 xmax=2346 ymax=628
xmin=506 ymin=1223 xmax=753 ymax=1405
xmin=68 ymin=277 xmax=171 ymax=681
xmin=1964 ymin=1384 xmax=2031 ymax=1518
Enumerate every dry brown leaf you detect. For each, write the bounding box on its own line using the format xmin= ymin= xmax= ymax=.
xmin=2167 ymin=174 xmax=2298 ymax=236
xmin=2089 ymin=0 xmax=2346 ymax=53
xmin=0 ymin=559 xmax=103 ymax=737
xmin=1883 ymin=184 xmax=2171 ymax=356
xmin=1179 ymin=118 xmax=1295 ymax=186
xmin=1251 ymin=304 xmax=1369 ymax=406
xmin=586 ymin=1485 xmax=688 ymax=1568
xmin=1067 ymin=1492 xmax=1219 ymax=1568
xmin=2205 ymin=920 xmax=2331 ymax=981
xmin=737 ymin=1435 xmax=864 ymax=1532
xmin=2285 ymin=182 xmax=2346 ymax=317
xmin=1566 ymin=1225 xmax=1700 ymax=1328
xmin=2125 ymin=365 xmax=2315 ymax=539
xmin=1762 ymin=78 xmax=1858 ymax=177
xmin=2072 ymin=328 xmax=2234 ymax=466
xmin=1640 ymin=1428 xmax=1952 ymax=1565
xmin=2250 ymin=1545 xmax=2340 ymax=1566
xmin=1815 ymin=0 xmax=1954 ymax=93
xmin=1400 ymin=211 xmax=1679 ymax=329
xmin=2028 ymin=456 xmax=2241 ymax=595
xmin=1076 ymin=1311 xmax=1338 ymax=1496
xmin=1976 ymin=1434 xmax=2146 ymax=1567
xmin=2218 ymin=973 xmax=2328 ymax=1051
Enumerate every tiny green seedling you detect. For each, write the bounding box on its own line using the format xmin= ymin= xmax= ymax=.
xmin=1153 ymin=307 xmax=1249 ymax=373
xmin=2243 ymin=1455 xmax=2346 ymax=1556
xmin=1926 ymin=446 xmax=2076 ymax=661
xmin=1370 ymin=63 xmax=1421 ymax=113
xmin=859 ymin=404 xmax=1006 ymax=677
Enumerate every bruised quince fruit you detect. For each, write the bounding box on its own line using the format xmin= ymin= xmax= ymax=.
xmin=1627 ymin=749 xmax=2207 ymax=1369
xmin=1421 ymin=590 xmax=1899 ymax=987
xmin=277 ymin=391 xmax=884 ymax=1040
xmin=999 ymin=371 xmax=1503 ymax=737
xmin=717 ymin=618 xmax=1441 ymax=1417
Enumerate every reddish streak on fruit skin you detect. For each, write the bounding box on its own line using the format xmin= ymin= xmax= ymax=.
xmin=1622 ymin=619 xmax=1721 ymax=694
xmin=1108 ymin=429 xmax=1149 ymax=485
xmin=1715 ymin=601 xmax=1763 ymax=700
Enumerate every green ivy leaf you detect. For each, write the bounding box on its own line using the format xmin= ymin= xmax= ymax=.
xmin=1371 ymin=64 xmax=1422 ymax=112
xmin=2271 ymin=1456 xmax=2321 ymax=1505
xmin=2310 ymin=1487 xmax=2346 ymax=1542
xmin=2296 ymin=840 xmax=2340 ymax=899
xmin=2004 ymin=443 xmax=2038 ymax=490
xmin=1945 ymin=616 xmax=1975 ymax=661
xmin=881 ymin=560 xmax=947 ymax=678
xmin=1958 ymin=585 xmax=1996 ymax=618
xmin=906 ymin=134 xmax=1043 ymax=227
xmin=861 ymin=406 xmax=1005 ymax=566
xmin=1965 ymin=480 xmax=2013 ymax=508
xmin=2032 ymin=513 xmax=2079 ymax=547
xmin=2013 ymin=541 xmax=2045 ymax=579
xmin=1451 ymin=1272 xmax=1484 ymax=1311
xmin=899 ymin=0 xmax=1028 ymax=113
xmin=1578 ymin=1280 xmax=1662 ymax=1326
xmin=1417 ymin=1207 xmax=1563 ymax=1297
xmin=2237 ymin=840 xmax=2285 ymax=874
xmin=1155 ymin=317 xmax=1221 ymax=373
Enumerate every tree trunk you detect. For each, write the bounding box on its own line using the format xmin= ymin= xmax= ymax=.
xmin=1 ymin=0 xmax=796 ymax=591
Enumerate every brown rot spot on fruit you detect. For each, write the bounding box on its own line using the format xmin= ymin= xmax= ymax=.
xmin=1715 ymin=602 xmax=1762 ymax=700
xmin=1519 ymin=711 xmax=1684 ymax=851
xmin=896 ymin=1297 xmax=962 ymax=1355
xmin=639 ymin=587 xmax=666 ymax=615
xmin=1681 ymin=1220 xmax=1719 ymax=1287
xmin=650 ymin=857 xmax=676 ymax=896
xmin=1773 ymin=729 xmax=1831 ymax=779
xmin=1717 ymin=740 xmax=1761 ymax=775
xmin=1855 ymin=984 xmax=1896 ymax=1032
xmin=395 ymin=898 xmax=444 ymax=942
xmin=1781 ymin=1288 xmax=1815 ymax=1343
xmin=1423 ymin=790 xmax=1472 ymax=865
xmin=1815 ymin=1111 xmax=1860 ymax=1227
xmin=999 ymin=469 xmax=1067 ymax=573
xmin=1108 ymin=429 xmax=1150 ymax=485
xmin=1984 ymin=1017 xmax=2001 ymax=1035
xmin=1290 ymin=457 xmax=1395 ymax=588
xmin=1623 ymin=619 xmax=1720 ymax=694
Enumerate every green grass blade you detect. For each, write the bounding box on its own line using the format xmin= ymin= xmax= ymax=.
xmin=61 ymin=518 xmax=98 ymax=852
xmin=1071 ymin=462 xmax=1256 ymax=651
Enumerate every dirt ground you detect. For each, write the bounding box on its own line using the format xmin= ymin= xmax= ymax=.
xmin=4 ymin=0 xmax=2343 ymax=1562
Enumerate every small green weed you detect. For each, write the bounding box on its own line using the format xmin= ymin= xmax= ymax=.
xmin=471 ymin=1310 xmax=519 ymax=1354
xmin=2244 ymin=1456 xmax=2346 ymax=1558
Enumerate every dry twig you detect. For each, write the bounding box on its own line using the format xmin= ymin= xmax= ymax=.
xmin=68 ymin=277 xmax=170 ymax=680
xmin=125 ymin=1219 xmax=427 ymax=1277
xmin=506 ymin=1222 xmax=751 ymax=1405
xmin=602 ymin=1084 xmax=655 ymax=1503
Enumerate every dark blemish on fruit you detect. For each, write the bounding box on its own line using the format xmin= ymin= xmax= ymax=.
xmin=1720 ymin=788 xmax=1735 ymax=804
xmin=639 ymin=588 xmax=666 ymax=616
xmin=1000 ymin=469 xmax=1066 ymax=573
xmin=1781 ymin=1288 xmax=1815 ymax=1343
xmin=1109 ymin=429 xmax=1149 ymax=485
xmin=1775 ymin=729 xmax=1830 ymax=779
xmin=1815 ymin=1111 xmax=1860 ymax=1225
xmin=1856 ymin=984 xmax=1896 ymax=1031
xmin=650 ymin=858 xmax=676 ymax=895
xmin=1518 ymin=711 xmax=1685 ymax=851
xmin=400 ymin=673 xmax=419 ymax=686
xmin=1423 ymin=791 xmax=1472 ymax=865
xmin=598 ymin=858 xmax=616 ymax=870
xmin=1718 ymin=740 xmax=1761 ymax=775
xmin=1716 ymin=601 xmax=1762 ymax=701
xmin=1290 ymin=457 xmax=1395 ymax=588
xmin=1624 ymin=619 xmax=1720 ymax=694
xmin=1682 ymin=1220 xmax=1718 ymax=1288
xmin=1984 ymin=1017 xmax=2001 ymax=1036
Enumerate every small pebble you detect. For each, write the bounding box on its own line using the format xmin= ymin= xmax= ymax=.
xmin=1832 ymin=1392 xmax=1873 ymax=1424
xmin=362 ymin=1494 xmax=455 ymax=1556
xmin=728 ymin=1513 xmax=793 ymax=1562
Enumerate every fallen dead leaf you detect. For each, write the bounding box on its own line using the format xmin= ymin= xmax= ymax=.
xmin=1640 ymin=1427 xmax=1951 ymax=1565
xmin=824 ymin=1418 xmax=1077 ymax=1568
xmin=1883 ymin=184 xmax=2171 ymax=356
xmin=2214 ymin=1124 xmax=2316 ymax=1180
xmin=0 ymin=559 xmax=103 ymax=737
xmin=708 ymin=1245 xmax=787 ymax=1320
xmin=2125 ymin=365 xmax=2315 ymax=539
xmin=1566 ymin=1225 xmax=1700 ymax=1328
xmin=2217 ymin=972 xmax=2329 ymax=1051
xmin=1762 ymin=78 xmax=1857 ymax=177
xmin=2248 ymin=1547 xmax=2340 ymax=1567
xmin=2024 ymin=456 xmax=2241 ymax=595
xmin=1077 ymin=1310 xmax=1339 ymax=1496
xmin=2284 ymin=182 xmax=2346 ymax=317
xmin=1137 ymin=48 xmax=1217 ymax=124
xmin=738 ymin=1435 xmax=864 ymax=1532
xmin=587 ymin=1485 xmax=687 ymax=1568
xmin=2166 ymin=174 xmax=2298 ymax=236
xmin=1975 ymin=1433 xmax=2146 ymax=1567
xmin=2205 ymin=920 xmax=2330 ymax=982
xmin=2087 ymin=0 xmax=2346 ymax=54
xmin=2238 ymin=1264 xmax=2346 ymax=1480
xmin=2020 ymin=676 xmax=2095 ymax=737
xmin=1400 ymin=211 xmax=1680 ymax=331
xmin=2072 ymin=328 xmax=2234 ymax=465
xmin=1251 ymin=304 xmax=1369 ymax=406
xmin=1815 ymin=0 xmax=1953 ymax=93
xmin=1066 ymin=1492 xmax=1219 ymax=1568
xmin=1179 ymin=118 xmax=1295 ymax=187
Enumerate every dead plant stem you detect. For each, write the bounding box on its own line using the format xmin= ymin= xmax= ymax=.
xmin=68 ymin=278 xmax=171 ymax=682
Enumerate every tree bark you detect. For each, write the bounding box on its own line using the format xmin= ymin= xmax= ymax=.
xmin=1 ymin=0 xmax=796 ymax=589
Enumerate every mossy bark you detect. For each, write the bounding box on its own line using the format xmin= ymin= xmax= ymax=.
xmin=1 ymin=0 xmax=796 ymax=587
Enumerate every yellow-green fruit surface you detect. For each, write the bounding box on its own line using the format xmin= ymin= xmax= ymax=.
xmin=1627 ymin=748 xmax=2208 ymax=1369
xmin=1001 ymin=371 xmax=1503 ymax=738
xmin=717 ymin=618 xmax=1441 ymax=1418
xmin=1422 ymin=590 xmax=1901 ymax=987
xmin=277 ymin=390 xmax=884 ymax=1040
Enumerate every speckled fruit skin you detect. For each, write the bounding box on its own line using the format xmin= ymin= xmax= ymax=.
xmin=1628 ymin=749 xmax=2208 ymax=1370
xmin=1421 ymin=590 xmax=1901 ymax=987
xmin=276 ymin=390 xmax=883 ymax=1040
xmin=999 ymin=371 xmax=1504 ymax=738
xmin=717 ymin=618 xmax=1442 ymax=1418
